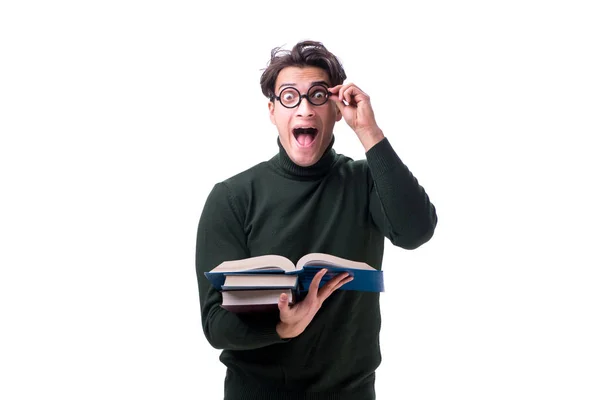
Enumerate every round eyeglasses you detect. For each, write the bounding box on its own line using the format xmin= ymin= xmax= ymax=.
xmin=272 ymin=84 xmax=331 ymax=108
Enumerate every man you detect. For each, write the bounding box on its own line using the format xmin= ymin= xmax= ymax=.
xmin=196 ymin=40 xmax=437 ymax=399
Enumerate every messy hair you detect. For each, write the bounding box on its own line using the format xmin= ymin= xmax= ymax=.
xmin=260 ymin=40 xmax=347 ymax=100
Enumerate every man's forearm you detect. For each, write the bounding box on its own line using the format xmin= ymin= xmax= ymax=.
xmin=201 ymin=294 xmax=286 ymax=350
xmin=196 ymin=182 xmax=287 ymax=351
xmin=366 ymin=138 xmax=438 ymax=249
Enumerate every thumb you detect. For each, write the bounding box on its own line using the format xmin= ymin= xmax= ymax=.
xmin=277 ymin=293 xmax=290 ymax=313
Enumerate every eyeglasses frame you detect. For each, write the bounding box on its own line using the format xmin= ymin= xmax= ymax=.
xmin=271 ymin=84 xmax=332 ymax=109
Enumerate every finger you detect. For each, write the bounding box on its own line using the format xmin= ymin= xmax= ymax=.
xmin=308 ymin=269 xmax=328 ymax=298
xmin=337 ymin=87 xmax=354 ymax=106
xmin=340 ymin=85 xmax=369 ymax=105
xmin=343 ymin=87 xmax=354 ymax=105
xmin=327 ymin=84 xmax=342 ymax=94
xmin=331 ymin=275 xmax=354 ymax=292
xmin=345 ymin=86 xmax=366 ymax=106
xmin=318 ymin=272 xmax=350 ymax=298
xmin=338 ymin=87 xmax=348 ymax=105
xmin=336 ymin=83 xmax=353 ymax=99
xmin=277 ymin=292 xmax=291 ymax=314
xmin=330 ymin=94 xmax=346 ymax=113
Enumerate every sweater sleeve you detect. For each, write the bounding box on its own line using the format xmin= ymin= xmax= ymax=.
xmin=195 ymin=182 xmax=287 ymax=350
xmin=366 ymin=138 xmax=438 ymax=249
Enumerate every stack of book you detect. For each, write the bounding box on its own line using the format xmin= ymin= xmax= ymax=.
xmin=205 ymin=253 xmax=384 ymax=313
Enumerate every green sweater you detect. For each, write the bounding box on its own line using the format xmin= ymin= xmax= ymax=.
xmin=195 ymin=136 xmax=437 ymax=399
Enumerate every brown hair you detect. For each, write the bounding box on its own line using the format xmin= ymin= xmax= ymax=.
xmin=260 ymin=40 xmax=347 ymax=100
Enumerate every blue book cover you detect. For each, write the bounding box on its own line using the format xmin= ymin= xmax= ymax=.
xmin=294 ymin=265 xmax=384 ymax=293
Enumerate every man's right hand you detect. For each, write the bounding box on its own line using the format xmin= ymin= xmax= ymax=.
xmin=276 ymin=269 xmax=353 ymax=339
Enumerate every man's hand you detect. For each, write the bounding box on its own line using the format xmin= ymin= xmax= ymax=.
xmin=276 ymin=269 xmax=353 ymax=339
xmin=329 ymin=83 xmax=385 ymax=152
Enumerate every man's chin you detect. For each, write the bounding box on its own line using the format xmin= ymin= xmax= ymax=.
xmin=281 ymin=134 xmax=330 ymax=167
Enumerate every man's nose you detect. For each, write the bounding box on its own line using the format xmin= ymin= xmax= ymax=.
xmin=296 ymin=96 xmax=315 ymax=117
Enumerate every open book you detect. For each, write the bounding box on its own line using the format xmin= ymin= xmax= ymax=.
xmin=205 ymin=252 xmax=384 ymax=294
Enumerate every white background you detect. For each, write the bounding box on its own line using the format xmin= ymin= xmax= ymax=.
xmin=1 ymin=1 xmax=599 ymax=399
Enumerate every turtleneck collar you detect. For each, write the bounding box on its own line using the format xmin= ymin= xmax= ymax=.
xmin=269 ymin=135 xmax=338 ymax=179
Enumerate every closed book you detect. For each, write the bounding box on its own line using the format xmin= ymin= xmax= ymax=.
xmin=221 ymin=289 xmax=294 ymax=313
xmin=222 ymin=274 xmax=299 ymax=290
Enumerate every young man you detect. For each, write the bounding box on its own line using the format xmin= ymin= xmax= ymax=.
xmin=196 ymin=40 xmax=437 ymax=399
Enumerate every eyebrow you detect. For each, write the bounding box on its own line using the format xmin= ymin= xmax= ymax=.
xmin=277 ymin=80 xmax=330 ymax=92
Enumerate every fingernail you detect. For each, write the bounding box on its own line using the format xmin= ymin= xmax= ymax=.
xmin=280 ymin=294 xmax=287 ymax=302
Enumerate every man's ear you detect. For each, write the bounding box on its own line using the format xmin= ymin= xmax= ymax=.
xmin=335 ymin=105 xmax=343 ymax=122
xmin=268 ymin=101 xmax=276 ymax=125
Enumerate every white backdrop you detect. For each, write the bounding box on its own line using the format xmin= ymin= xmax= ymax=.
xmin=1 ymin=1 xmax=599 ymax=399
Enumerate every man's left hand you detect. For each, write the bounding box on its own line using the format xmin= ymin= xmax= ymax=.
xmin=329 ymin=83 xmax=385 ymax=151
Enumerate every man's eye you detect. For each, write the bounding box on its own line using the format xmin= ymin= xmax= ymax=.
xmin=282 ymin=92 xmax=296 ymax=101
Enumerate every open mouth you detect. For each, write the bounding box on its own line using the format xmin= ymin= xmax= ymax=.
xmin=293 ymin=127 xmax=318 ymax=147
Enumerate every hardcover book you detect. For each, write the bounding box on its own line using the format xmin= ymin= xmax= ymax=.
xmin=220 ymin=289 xmax=295 ymax=313
xmin=205 ymin=252 xmax=384 ymax=294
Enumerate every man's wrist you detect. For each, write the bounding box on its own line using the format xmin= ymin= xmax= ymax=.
xmin=358 ymin=127 xmax=385 ymax=152
xmin=276 ymin=321 xmax=298 ymax=339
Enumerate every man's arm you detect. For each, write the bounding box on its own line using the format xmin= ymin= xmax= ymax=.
xmin=197 ymin=182 xmax=354 ymax=347
xmin=366 ymin=138 xmax=437 ymax=249
xmin=329 ymin=83 xmax=437 ymax=249
xmin=196 ymin=182 xmax=286 ymax=350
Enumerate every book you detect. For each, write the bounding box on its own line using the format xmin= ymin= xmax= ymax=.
xmin=222 ymin=274 xmax=299 ymax=290
xmin=205 ymin=252 xmax=384 ymax=294
xmin=221 ymin=289 xmax=295 ymax=313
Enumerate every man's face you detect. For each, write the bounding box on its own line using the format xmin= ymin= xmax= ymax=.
xmin=269 ymin=66 xmax=342 ymax=167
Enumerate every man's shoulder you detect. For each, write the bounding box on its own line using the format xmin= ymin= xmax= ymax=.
xmin=203 ymin=159 xmax=273 ymax=211
xmin=217 ymin=159 xmax=274 ymax=191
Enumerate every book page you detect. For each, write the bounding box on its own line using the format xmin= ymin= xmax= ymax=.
xmin=296 ymin=253 xmax=375 ymax=271
xmin=210 ymin=254 xmax=296 ymax=273
xmin=223 ymin=274 xmax=298 ymax=288
xmin=221 ymin=289 xmax=293 ymax=305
